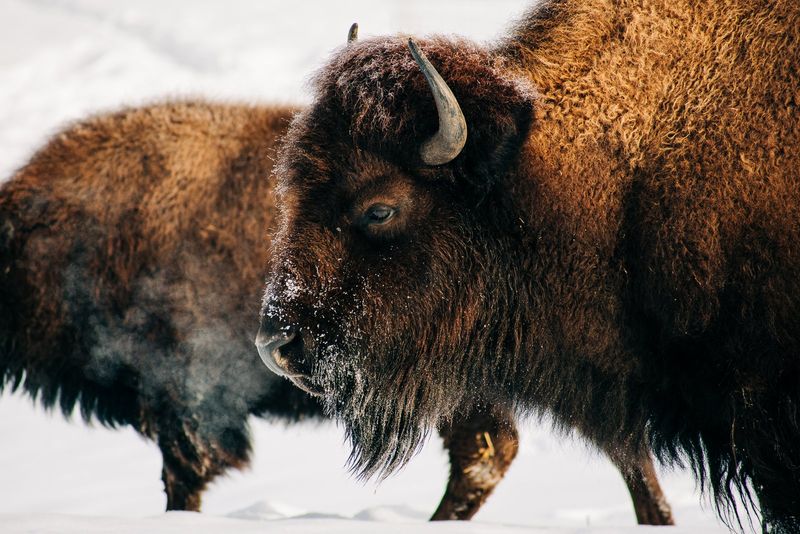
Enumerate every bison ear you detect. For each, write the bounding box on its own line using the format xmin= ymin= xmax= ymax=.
xmin=454 ymin=92 xmax=534 ymax=197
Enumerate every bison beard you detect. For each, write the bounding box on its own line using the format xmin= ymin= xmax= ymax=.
xmin=266 ymin=222 xmax=525 ymax=479
xmin=264 ymin=1 xmax=800 ymax=531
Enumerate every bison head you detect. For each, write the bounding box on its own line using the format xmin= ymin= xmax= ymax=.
xmin=258 ymin=34 xmax=535 ymax=478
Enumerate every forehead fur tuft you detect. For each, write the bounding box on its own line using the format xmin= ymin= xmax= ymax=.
xmin=291 ymin=36 xmax=536 ymax=172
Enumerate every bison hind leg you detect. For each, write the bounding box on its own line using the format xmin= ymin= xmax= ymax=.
xmin=156 ymin=412 xmax=252 ymax=512
xmin=599 ymin=442 xmax=674 ymax=526
xmin=614 ymin=453 xmax=674 ymax=525
xmin=431 ymin=405 xmax=519 ymax=521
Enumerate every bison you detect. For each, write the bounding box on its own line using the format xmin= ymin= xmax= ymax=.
xmin=259 ymin=2 xmax=800 ymax=531
xmin=0 ymin=97 xmax=672 ymax=522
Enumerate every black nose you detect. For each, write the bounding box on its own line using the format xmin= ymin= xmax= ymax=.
xmin=255 ymin=319 xmax=298 ymax=378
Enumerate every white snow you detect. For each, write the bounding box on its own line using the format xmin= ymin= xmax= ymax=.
xmin=0 ymin=1 xmax=737 ymax=532
xmin=0 ymin=392 xmax=730 ymax=533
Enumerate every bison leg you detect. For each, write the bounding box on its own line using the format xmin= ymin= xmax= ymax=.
xmin=155 ymin=410 xmax=251 ymax=511
xmin=431 ymin=406 xmax=519 ymax=520
xmin=605 ymin=448 xmax=674 ymax=525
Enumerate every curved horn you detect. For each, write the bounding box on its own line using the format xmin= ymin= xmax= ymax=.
xmin=407 ymin=39 xmax=467 ymax=166
xmin=347 ymin=23 xmax=359 ymax=44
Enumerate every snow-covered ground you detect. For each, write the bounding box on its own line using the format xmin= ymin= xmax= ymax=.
xmin=1 ymin=392 xmax=729 ymax=534
xmin=1 ymin=1 xmax=738 ymax=532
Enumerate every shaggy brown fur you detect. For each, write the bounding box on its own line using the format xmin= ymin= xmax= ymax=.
xmin=262 ymin=0 xmax=800 ymax=531
xmin=0 ymin=101 xmax=516 ymax=515
xmin=0 ymin=100 xmax=675 ymax=521
xmin=0 ymin=101 xmax=314 ymax=510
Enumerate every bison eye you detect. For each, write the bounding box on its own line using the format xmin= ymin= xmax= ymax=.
xmin=362 ymin=204 xmax=396 ymax=226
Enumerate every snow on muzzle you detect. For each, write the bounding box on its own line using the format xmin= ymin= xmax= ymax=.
xmin=254 ymin=319 xmax=323 ymax=396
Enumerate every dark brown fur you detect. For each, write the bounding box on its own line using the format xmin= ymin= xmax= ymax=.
xmin=0 ymin=101 xmax=513 ymax=515
xmin=263 ymin=0 xmax=800 ymax=530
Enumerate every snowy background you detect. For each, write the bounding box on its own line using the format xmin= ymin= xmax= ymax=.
xmin=1 ymin=1 xmax=736 ymax=532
